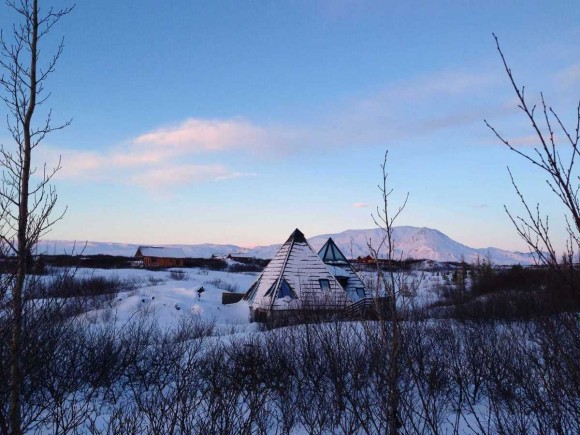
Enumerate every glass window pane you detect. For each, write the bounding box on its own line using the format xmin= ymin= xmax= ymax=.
xmin=278 ymin=279 xmax=295 ymax=299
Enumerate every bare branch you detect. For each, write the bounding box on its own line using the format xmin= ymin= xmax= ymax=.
xmin=488 ymin=35 xmax=580 ymax=270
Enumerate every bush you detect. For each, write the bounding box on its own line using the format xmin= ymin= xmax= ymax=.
xmin=23 ymin=272 xmax=140 ymax=318
xmin=204 ymin=278 xmax=239 ymax=293
xmin=227 ymin=263 xmax=264 ymax=273
xmin=0 ymin=309 xmax=577 ymax=434
xmin=29 ymin=273 xmax=132 ymax=299
xmin=183 ymin=258 xmax=228 ymax=270
xmin=147 ymin=275 xmax=165 ymax=286
xmin=169 ymin=270 xmax=188 ymax=281
xmin=38 ymin=254 xmax=137 ymax=269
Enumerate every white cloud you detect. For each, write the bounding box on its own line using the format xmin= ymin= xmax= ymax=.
xmin=353 ymin=202 xmax=368 ymax=208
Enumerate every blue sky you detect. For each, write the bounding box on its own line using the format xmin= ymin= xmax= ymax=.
xmin=0 ymin=1 xmax=579 ymax=250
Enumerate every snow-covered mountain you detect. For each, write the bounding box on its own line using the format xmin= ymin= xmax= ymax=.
xmin=35 ymin=240 xmax=240 ymax=258
xmin=305 ymin=227 xmax=533 ymax=265
xmin=37 ymin=226 xmax=534 ymax=265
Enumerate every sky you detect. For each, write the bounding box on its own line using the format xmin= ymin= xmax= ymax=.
xmin=0 ymin=1 xmax=579 ymax=251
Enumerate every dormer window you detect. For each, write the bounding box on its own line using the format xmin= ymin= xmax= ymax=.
xmin=319 ymin=279 xmax=331 ymax=292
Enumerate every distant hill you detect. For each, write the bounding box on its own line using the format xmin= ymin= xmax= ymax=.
xmin=306 ymin=227 xmax=534 ymax=265
xmin=37 ymin=226 xmax=534 ymax=265
xmin=35 ymin=240 xmax=241 ymax=258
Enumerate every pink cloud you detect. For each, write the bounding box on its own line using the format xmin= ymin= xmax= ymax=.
xmin=353 ymin=202 xmax=368 ymax=208
xmin=55 ymin=151 xmax=106 ymax=179
xmin=110 ymin=149 xmax=172 ymax=167
xmin=133 ymin=118 xmax=268 ymax=153
xmin=214 ymin=171 xmax=257 ymax=181
xmin=131 ymin=164 xmax=255 ymax=189
xmin=43 ymin=118 xmax=266 ymax=191
xmin=47 ymin=66 xmax=509 ymax=191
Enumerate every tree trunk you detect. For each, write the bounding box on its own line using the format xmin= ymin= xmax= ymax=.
xmin=9 ymin=2 xmax=37 ymax=433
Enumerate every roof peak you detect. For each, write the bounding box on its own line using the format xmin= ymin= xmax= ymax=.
xmin=318 ymin=237 xmax=348 ymax=263
xmin=286 ymin=228 xmax=307 ymax=244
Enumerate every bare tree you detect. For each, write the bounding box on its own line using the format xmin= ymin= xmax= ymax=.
xmin=0 ymin=1 xmax=73 ymax=433
xmin=366 ymin=150 xmax=410 ymax=435
xmin=483 ymin=35 xmax=579 ymax=432
xmin=485 ymin=33 xmax=580 ymax=294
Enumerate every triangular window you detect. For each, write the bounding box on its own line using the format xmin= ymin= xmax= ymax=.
xmin=320 ymin=239 xmax=348 ymax=263
xmin=278 ymin=279 xmax=295 ymax=299
xmin=330 ymin=244 xmax=348 ymax=262
xmin=319 ymin=279 xmax=331 ymax=292
xmin=264 ymin=278 xmax=296 ymax=299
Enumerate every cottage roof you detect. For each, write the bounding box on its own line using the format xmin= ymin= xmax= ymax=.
xmin=326 ymin=264 xmax=351 ymax=278
xmin=228 ymin=252 xmax=255 ymax=259
xmin=319 ymin=237 xmax=349 ymax=263
xmin=318 ymin=238 xmax=370 ymax=301
xmin=244 ymin=228 xmax=348 ymax=310
xmin=135 ymin=246 xmax=187 ymax=259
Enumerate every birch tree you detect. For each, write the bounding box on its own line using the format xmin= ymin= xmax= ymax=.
xmin=0 ymin=1 xmax=73 ymax=433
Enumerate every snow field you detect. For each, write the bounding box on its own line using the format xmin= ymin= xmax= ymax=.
xmin=73 ymin=267 xmax=261 ymax=333
xmin=73 ymin=266 xmax=454 ymax=334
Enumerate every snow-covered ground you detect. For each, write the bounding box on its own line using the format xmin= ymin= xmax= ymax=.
xmin=73 ymin=267 xmax=261 ymax=333
xmin=14 ymin=266 xmax=575 ymax=435
xmin=70 ymin=266 xmax=451 ymax=333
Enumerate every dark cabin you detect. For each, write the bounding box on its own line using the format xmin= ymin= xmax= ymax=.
xmin=135 ymin=246 xmax=186 ymax=268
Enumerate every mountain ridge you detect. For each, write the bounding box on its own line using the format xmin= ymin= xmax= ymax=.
xmin=36 ymin=226 xmax=534 ymax=265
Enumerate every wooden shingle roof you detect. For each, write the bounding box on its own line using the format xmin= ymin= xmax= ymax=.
xmin=245 ymin=229 xmax=348 ymax=310
xmin=135 ymin=246 xmax=187 ymax=259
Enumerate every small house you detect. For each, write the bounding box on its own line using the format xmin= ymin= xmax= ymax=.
xmin=135 ymin=246 xmax=186 ymax=268
xmin=318 ymin=237 xmax=371 ymax=301
xmin=244 ymin=228 xmax=349 ymax=322
xmin=227 ymin=252 xmax=257 ymax=263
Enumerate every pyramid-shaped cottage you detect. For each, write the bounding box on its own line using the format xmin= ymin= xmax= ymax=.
xmin=244 ymin=229 xmax=349 ymax=321
xmin=318 ymin=237 xmax=371 ymax=301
